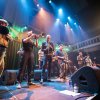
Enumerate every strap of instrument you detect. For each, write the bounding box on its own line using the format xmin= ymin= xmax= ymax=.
xmin=0 ymin=57 xmax=4 ymax=78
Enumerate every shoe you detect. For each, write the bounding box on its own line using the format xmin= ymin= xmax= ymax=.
xmin=28 ymin=82 xmax=36 ymax=85
xmin=16 ymin=83 xmax=21 ymax=89
xmin=40 ymin=79 xmax=43 ymax=84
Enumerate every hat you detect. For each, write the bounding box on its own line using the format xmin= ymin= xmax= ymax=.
xmin=0 ymin=19 xmax=8 ymax=26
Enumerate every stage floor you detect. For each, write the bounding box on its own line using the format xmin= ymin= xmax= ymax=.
xmin=0 ymin=78 xmax=93 ymax=100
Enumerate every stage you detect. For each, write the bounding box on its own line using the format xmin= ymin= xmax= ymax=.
xmin=0 ymin=78 xmax=93 ymax=100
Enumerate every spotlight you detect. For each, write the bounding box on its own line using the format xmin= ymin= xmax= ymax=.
xmin=71 ymin=28 xmax=73 ymax=31
xmin=24 ymin=26 xmax=27 ymax=29
xmin=37 ymin=4 xmax=39 ymax=7
xmin=58 ymin=8 xmax=63 ymax=16
xmin=40 ymin=7 xmax=43 ymax=10
xmin=58 ymin=8 xmax=62 ymax=13
xmin=74 ymin=22 xmax=76 ymax=25
xmin=68 ymin=16 xmax=71 ymax=20
xmin=64 ymin=24 xmax=67 ymax=27
xmin=56 ymin=18 xmax=60 ymax=22
xmin=49 ymin=0 xmax=52 ymax=4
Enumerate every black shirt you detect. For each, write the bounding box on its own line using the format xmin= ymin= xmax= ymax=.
xmin=22 ymin=39 xmax=35 ymax=52
xmin=55 ymin=50 xmax=64 ymax=57
xmin=42 ymin=42 xmax=54 ymax=55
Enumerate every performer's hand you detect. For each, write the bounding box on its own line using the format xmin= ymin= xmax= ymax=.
xmin=17 ymin=50 xmax=24 ymax=55
xmin=31 ymin=34 xmax=35 ymax=38
xmin=49 ymin=44 xmax=53 ymax=49
xmin=7 ymin=34 xmax=13 ymax=41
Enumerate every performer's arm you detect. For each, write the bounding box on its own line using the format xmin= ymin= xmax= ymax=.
xmin=23 ymin=34 xmax=34 ymax=43
xmin=57 ymin=56 xmax=65 ymax=60
xmin=34 ymin=39 xmax=38 ymax=47
xmin=55 ymin=51 xmax=64 ymax=60
xmin=6 ymin=34 xmax=13 ymax=41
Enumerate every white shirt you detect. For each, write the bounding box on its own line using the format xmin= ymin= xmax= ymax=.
xmin=85 ymin=57 xmax=92 ymax=67
xmin=38 ymin=49 xmax=44 ymax=61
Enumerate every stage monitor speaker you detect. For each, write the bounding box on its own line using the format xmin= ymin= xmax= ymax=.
xmin=34 ymin=69 xmax=48 ymax=81
xmin=3 ymin=70 xmax=18 ymax=85
xmin=71 ymin=66 xmax=100 ymax=94
xmin=92 ymin=92 xmax=100 ymax=100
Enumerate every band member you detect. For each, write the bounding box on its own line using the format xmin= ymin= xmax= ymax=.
xmin=66 ymin=55 xmax=77 ymax=75
xmin=40 ymin=35 xmax=54 ymax=83
xmin=85 ymin=54 xmax=92 ymax=67
xmin=92 ymin=57 xmax=100 ymax=67
xmin=17 ymin=31 xmax=38 ymax=88
xmin=38 ymin=47 xmax=44 ymax=69
xmin=0 ymin=19 xmax=13 ymax=77
xmin=51 ymin=51 xmax=60 ymax=77
xmin=55 ymin=45 xmax=67 ymax=81
xmin=17 ymin=48 xmax=23 ymax=55
xmin=17 ymin=48 xmax=24 ymax=67
xmin=77 ymin=51 xmax=84 ymax=69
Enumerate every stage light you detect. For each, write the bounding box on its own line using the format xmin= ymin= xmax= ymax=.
xmin=64 ymin=24 xmax=67 ymax=27
xmin=74 ymin=22 xmax=76 ymax=25
xmin=24 ymin=26 xmax=27 ymax=29
xmin=71 ymin=28 xmax=73 ymax=31
xmin=37 ymin=4 xmax=39 ymax=7
xmin=68 ymin=16 xmax=71 ymax=20
xmin=56 ymin=18 xmax=60 ymax=22
xmin=40 ymin=7 xmax=43 ymax=10
xmin=67 ymin=16 xmax=74 ymax=23
xmin=58 ymin=8 xmax=63 ymax=17
xmin=49 ymin=0 xmax=52 ymax=4
xmin=58 ymin=8 xmax=62 ymax=13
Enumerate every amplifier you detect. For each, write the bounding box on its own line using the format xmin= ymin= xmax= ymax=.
xmin=34 ymin=69 xmax=48 ymax=81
